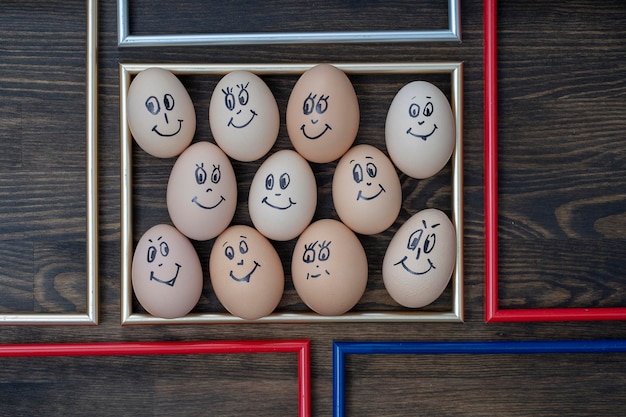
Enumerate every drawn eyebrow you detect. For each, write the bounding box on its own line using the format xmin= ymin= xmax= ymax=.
xmin=349 ymin=159 xmax=355 ymax=164
xmin=365 ymin=156 xmax=373 ymax=160
xmin=222 ymin=241 xmax=229 ymax=247
xmin=240 ymin=235 xmax=247 ymax=239
xmin=148 ymin=236 xmax=163 ymax=243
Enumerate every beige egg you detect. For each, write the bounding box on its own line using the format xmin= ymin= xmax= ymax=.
xmin=209 ymin=71 xmax=280 ymax=162
xmin=132 ymin=224 xmax=203 ymax=319
xmin=385 ymin=81 xmax=455 ymax=179
xmin=127 ymin=67 xmax=196 ymax=158
xmin=249 ymin=150 xmax=317 ymax=241
xmin=332 ymin=144 xmax=402 ymax=235
xmin=382 ymin=208 xmax=456 ymax=308
xmin=286 ymin=64 xmax=359 ymax=163
xmin=210 ymin=225 xmax=284 ymax=320
xmin=167 ymin=141 xmax=237 ymax=241
xmin=291 ymin=219 xmax=368 ymax=315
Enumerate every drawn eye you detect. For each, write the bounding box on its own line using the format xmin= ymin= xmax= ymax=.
xmin=303 ymin=247 xmax=316 ymax=263
xmin=159 ymin=242 xmax=169 ymax=257
xmin=366 ymin=162 xmax=377 ymax=178
xmin=239 ymin=240 xmax=248 ymax=254
xmin=195 ymin=164 xmax=207 ymax=185
xmin=407 ymin=229 xmax=424 ymax=251
xmin=423 ymin=102 xmax=434 ymax=117
xmin=238 ymin=86 xmax=249 ymax=106
xmin=223 ymin=89 xmax=235 ymax=111
xmin=352 ymin=163 xmax=363 ymax=183
xmin=265 ymin=173 xmax=274 ymax=190
xmin=163 ymin=93 xmax=175 ymax=111
xmin=145 ymin=96 xmax=160 ymax=115
xmin=147 ymin=246 xmax=157 ymax=263
xmin=279 ymin=173 xmax=290 ymax=190
xmin=303 ymin=93 xmax=316 ymax=115
xmin=318 ymin=246 xmax=330 ymax=262
xmin=211 ymin=165 xmax=221 ymax=184
xmin=424 ymin=233 xmax=436 ymax=253
xmin=316 ymin=95 xmax=329 ymax=114
xmin=225 ymin=246 xmax=235 ymax=260
xmin=409 ymin=103 xmax=420 ymax=118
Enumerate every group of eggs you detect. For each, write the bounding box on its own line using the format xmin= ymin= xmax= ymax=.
xmin=128 ymin=64 xmax=457 ymax=320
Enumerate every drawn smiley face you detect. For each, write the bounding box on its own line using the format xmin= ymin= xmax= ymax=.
xmin=222 ymin=235 xmax=260 ymax=283
xmin=302 ymin=240 xmax=332 ymax=280
xmin=167 ymin=141 xmax=237 ymax=241
xmin=332 ymin=144 xmax=402 ymax=235
xmin=394 ymin=219 xmax=440 ymax=276
xmin=209 ymin=71 xmax=280 ymax=162
xmin=127 ymin=67 xmax=196 ymax=158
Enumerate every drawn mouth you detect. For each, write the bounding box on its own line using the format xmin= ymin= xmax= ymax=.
xmin=229 ymin=261 xmax=261 ymax=283
xmin=300 ymin=123 xmax=332 ymax=140
xmin=262 ymin=196 xmax=296 ymax=210
xmin=228 ymin=110 xmax=257 ymax=129
xmin=393 ymin=256 xmax=436 ymax=275
xmin=406 ymin=124 xmax=438 ymax=141
xmin=356 ymin=184 xmax=385 ymax=201
xmin=152 ymin=120 xmax=183 ymax=137
xmin=149 ymin=263 xmax=181 ymax=287
xmin=306 ymin=269 xmax=330 ymax=280
xmin=192 ymin=195 xmax=225 ymax=210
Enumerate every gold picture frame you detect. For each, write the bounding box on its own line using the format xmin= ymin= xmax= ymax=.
xmin=120 ymin=62 xmax=463 ymax=324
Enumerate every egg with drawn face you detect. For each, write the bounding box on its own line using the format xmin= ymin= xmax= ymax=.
xmin=249 ymin=150 xmax=317 ymax=241
xmin=127 ymin=68 xmax=196 ymax=158
xmin=210 ymin=225 xmax=284 ymax=320
xmin=209 ymin=71 xmax=280 ymax=162
xmin=286 ymin=64 xmax=359 ymax=163
xmin=385 ymin=81 xmax=455 ymax=179
xmin=291 ymin=219 xmax=368 ymax=316
xmin=167 ymin=141 xmax=237 ymax=241
xmin=332 ymin=144 xmax=402 ymax=235
xmin=382 ymin=208 xmax=456 ymax=308
xmin=132 ymin=224 xmax=203 ymax=319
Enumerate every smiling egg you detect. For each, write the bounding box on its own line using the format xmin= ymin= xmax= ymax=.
xmin=132 ymin=223 xmax=203 ymax=319
xmin=286 ymin=64 xmax=359 ymax=163
xmin=291 ymin=219 xmax=368 ymax=316
xmin=167 ymin=141 xmax=237 ymax=241
xmin=332 ymin=144 xmax=402 ymax=235
xmin=127 ymin=67 xmax=196 ymax=158
xmin=385 ymin=81 xmax=455 ymax=179
xmin=210 ymin=225 xmax=284 ymax=320
xmin=209 ymin=71 xmax=280 ymax=162
xmin=382 ymin=208 xmax=456 ymax=308
xmin=249 ymin=150 xmax=317 ymax=241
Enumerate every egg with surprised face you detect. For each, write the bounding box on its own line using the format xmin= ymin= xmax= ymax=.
xmin=385 ymin=81 xmax=455 ymax=179
xmin=332 ymin=144 xmax=402 ymax=235
xmin=132 ymin=224 xmax=203 ymax=319
xmin=127 ymin=68 xmax=196 ymax=158
xmin=249 ymin=150 xmax=317 ymax=241
xmin=210 ymin=225 xmax=284 ymax=320
xmin=291 ymin=219 xmax=368 ymax=316
xmin=287 ymin=64 xmax=359 ymax=163
xmin=209 ymin=71 xmax=280 ymax=162
xmin=167 ymin=141 xmax=237 ymax=241
xmin=382 ymin=208 xmax=456 ymax=308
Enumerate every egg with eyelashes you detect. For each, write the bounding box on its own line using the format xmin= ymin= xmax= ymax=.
xmin=209 ymin=71 xmax=280 ymax=162
xmin=248 ymin=150 xmax=317 ymax=241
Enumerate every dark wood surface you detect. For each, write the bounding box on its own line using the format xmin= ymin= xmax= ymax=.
xmin=1 ymin=0 xmax=626 ymax=415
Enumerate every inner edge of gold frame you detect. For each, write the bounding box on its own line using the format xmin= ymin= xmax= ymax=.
xmin=0 ymin=0 xmax=98 ymax=325
xmin=120 ymin=62 xmax=463 ymax=325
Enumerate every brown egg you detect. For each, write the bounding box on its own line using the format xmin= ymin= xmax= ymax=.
xmin=286 ymin=64 xmax=359 ymax=163
xmin=382 ymin=208 xmax=456 ymax=308
xmin=132 ymin=224 xmax=203 ymax=319
xmin=127 ymin=68 xmax=196 ymax=158
xmin=210 ymin=225 xmax=284 ymax=320
xmin=332 ymin=144 xmax=402 ymax=235
xmin=291 ymin=219 xmax=368 ymax=315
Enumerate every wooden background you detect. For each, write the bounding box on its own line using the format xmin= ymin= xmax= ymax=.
xmin=1 ymin=0 xmax=626 ymax=415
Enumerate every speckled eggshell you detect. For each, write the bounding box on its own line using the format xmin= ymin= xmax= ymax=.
xmin=210 ymin=225 xmax=284 ymax=320
xmin=382 ymin=208 xmax=456 ymax=308
xmin=209 ymin=71 xmax=280 ymax=162
xmin=286 ymin=64 xmax=359 ymax=163
xmin=249 ymin=150 xmax=317 ymax=241
xmin=385 ymin=81 xmax=455 ymax=179
xmin=291 ymin=219 xmax=368 ymax=316
xmin=332 ymin=144 xmax=402 ymax=235
xmin=127 ymin=67 xmax=196 ymax=158
xmin=132 ymin=224 xmax=203 ymax=319
xmin=167 ymin=141 xmax=237 ymax=241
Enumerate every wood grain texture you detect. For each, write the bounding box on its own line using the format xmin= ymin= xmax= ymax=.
xmin=0 ymin=0 xmax=626 ymax=416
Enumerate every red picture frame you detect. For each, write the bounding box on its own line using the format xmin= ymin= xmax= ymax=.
xmin=0 ymin=339 xmax=311 ymax=416
xmin=483 ymin=0 xmax=626 ymax=322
